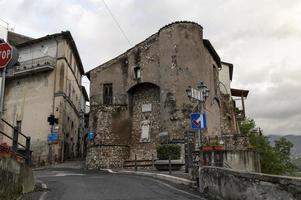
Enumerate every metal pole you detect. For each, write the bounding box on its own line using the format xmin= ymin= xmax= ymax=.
xmin=0 ymin=67 xmax=6 ymax=118
xmin=26 ymin=136 xmax=31 ymax=165
xmin=152 ymin=153 xmax=155 ymax=170
xmin=135 ymin=154 xmax=137 ymax=171
xmin=169 ymin=155 xmax=171 ymax=175
xmin=197 ymin=102 xmax=201 ymax=149
xmin=12 ymin=126 xmax=18 ymax=152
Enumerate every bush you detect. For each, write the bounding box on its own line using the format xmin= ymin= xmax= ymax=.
xmin=156 ymin=144 xmax=181 ymax=160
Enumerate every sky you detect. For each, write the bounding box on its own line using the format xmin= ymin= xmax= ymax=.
xmin=0 ymin=0 xmax=301 ymax=136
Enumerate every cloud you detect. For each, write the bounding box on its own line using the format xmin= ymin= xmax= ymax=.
xmin=1 ymin=0 xmax=301 ymax=135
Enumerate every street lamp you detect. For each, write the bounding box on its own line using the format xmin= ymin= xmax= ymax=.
xmin=186 ymin=82 xmax=210 ymax=149
xmin=186 ymin=81 xmax=210 ymax=182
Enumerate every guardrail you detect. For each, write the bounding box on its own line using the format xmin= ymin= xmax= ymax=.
xmin=0 ymin=119 xmax=31 ymax=164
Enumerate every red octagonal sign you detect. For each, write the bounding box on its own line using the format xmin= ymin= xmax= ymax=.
xmin=0 ymin=43 xmax=13 ymax=69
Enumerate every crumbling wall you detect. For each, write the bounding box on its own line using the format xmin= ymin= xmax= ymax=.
xmin=220 ymin=94 xmax=238 ymax=134
xmin=87 ymin=22 xmax=226 ymax=168
xmin=199 ymin=167 xmax=301 ymax=200
xmin=85 ymin=105 xmax=130 ymax=168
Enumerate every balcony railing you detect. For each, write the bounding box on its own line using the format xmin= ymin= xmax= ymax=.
xmin=201 ymin=134 xmax=250 ymax=151
xmin=7 ymin=56 xmax=56 ymax=78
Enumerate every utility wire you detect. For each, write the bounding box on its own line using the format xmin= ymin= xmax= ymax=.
xmin=0 ymin=18 xmax=9 ymax=29
xmin=102 ymin=0 xmax=132 ymax=46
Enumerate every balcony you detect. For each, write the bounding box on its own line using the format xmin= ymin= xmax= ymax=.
xmin=7 ymin=56 xmax=56 ymax=78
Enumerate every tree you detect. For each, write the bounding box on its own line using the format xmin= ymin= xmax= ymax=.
xmin=238 ymin=118 xmax=256 ymax=135
xmin=238 ymin=118 xmax=294 ymax=175
xmin=249 ymin=133 xmax=285 ymax=174
xmin=274 ymin=137 xmax=295 ymax=172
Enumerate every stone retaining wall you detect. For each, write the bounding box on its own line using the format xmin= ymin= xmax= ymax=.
xmin=199 ymin=166 xmax=301 ymax=200
xmin=0 ymin=154 xmax=35 ymax=200
xmin=86 ymin=145 xmax=130 ymax=169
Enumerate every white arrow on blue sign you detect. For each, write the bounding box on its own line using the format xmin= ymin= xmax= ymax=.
xmin=190 ymin=112 xmax=207 ymax=129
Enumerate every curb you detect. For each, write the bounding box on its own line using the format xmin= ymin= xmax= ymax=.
xmin=116 ymin=170 xmax=196 ymax=186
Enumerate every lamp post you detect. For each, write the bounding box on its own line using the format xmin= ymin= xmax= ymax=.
xmin=186 ymin=82 xmax=209 ymax=149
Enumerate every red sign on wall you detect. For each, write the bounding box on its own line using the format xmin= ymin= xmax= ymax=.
xmin=0 ymin=43 xmax=13 ymax=69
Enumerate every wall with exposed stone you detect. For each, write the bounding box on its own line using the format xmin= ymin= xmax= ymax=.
xmin=199 ymin=166 xmax=301 ymax=200
xmin=86 ymin=145 xmax=129 ymax=169
xmin=87 ymin=21 xmax=251 ymax=169
xmin=220 ymin=94 xmax=238 ymax=134
xmin=129 ymin=83 xmax=160 ymax=160
xmin=86 ymin=105 xmax=130 ymax=168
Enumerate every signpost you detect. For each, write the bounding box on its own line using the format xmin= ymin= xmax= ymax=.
xmin=88 ymin=132 xmax=95 ymax=141
xmin=190 ymin=113 xmax=207 ymax=129
xmin=0 ymin=43 xmax=13 ymax=68
xmin=48 ymin=132 xmax=59 ymax=142
xmin=0 ymin=42 xmax=13 ymax=117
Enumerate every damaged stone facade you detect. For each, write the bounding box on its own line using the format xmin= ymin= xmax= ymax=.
xmin=87 ymin=21 xmax=243 ymax=169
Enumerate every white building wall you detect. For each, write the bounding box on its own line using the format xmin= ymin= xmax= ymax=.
xmin=0 ymin=25 xmax=8 ymax=41
xmin=18 ymin=40 xmax=57 ymax=62
xmin=219 ymin=63 xmax=231 ymax=95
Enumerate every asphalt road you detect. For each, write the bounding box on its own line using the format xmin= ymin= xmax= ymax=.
xmin=23 ymin=161 xmax=205 ymax=200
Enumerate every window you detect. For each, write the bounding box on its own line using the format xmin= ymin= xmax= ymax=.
xmin=134 ymin=66 xmax=141 ymax=80
xmin=103 ymin=83 xmax=113 ymax=105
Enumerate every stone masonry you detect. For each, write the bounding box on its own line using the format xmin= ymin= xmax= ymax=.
xmin=86 ymin=21 xmax=251 ymax=169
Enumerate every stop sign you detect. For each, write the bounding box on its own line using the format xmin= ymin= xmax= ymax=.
xmin=0 ymin=43 xmax=13 ymax=69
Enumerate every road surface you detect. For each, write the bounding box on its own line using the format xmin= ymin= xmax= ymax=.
xmin=23 ymin=161 xmax=206 ymax=200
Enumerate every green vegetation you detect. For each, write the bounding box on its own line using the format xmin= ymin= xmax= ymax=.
xmin=239 ymin=118 xmax=296 ymax=175
xmin=292 ymin=157 xmax=301 ymax=171
xmin=156 ymin=144 xmax=181 ymax=160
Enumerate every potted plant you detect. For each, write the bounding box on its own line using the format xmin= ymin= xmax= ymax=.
xmin=154 ymin=144 xmax=183 ymax=171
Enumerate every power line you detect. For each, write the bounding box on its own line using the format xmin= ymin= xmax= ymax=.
xmin=102 ymin=0 xmax=132 ymax=46
xmin=0 ymin=18 xmax=9 ymax=30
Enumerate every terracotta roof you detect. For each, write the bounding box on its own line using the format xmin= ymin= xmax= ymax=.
xmin=15 ymin=31 xmax=84 ymax=75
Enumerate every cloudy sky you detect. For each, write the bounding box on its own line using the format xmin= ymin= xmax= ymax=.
xmin=1 ymin=0 xmax=301 ymax=136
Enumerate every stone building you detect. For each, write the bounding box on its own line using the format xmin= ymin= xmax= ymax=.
xmin=0 ymin=31 xmax=88 ymax=165
xmin=86 ymin=21 xmax=259 ymax=171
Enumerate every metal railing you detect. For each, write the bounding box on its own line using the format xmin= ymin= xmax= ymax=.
xmin=16 ymin=56 xmax=56 ymax=72
xmin=0 ymin=119 xmax=31 ymax=164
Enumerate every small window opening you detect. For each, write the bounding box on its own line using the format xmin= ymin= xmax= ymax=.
xmin=103 ymin=83 xmax=113 ymax=105
xmin=134 ymin=66 xmax=141 ymax=80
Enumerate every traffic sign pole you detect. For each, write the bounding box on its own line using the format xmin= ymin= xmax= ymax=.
xmin=0 ymin=67 xmax=6 ymax=117
xmin=0 ymin=42 xmax=17 ymax=118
